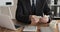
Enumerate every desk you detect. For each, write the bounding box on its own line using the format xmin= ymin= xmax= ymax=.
xmin=54 ymin=20 xmax=60 ymax=32
xmin=0 ymin=19 xmax=59 ymax=32
xmin=0 ymin=27 xmax=24 ymax=32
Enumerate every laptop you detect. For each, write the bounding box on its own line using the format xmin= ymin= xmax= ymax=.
xmin=0 ymin=14 xmax=24 ymax=30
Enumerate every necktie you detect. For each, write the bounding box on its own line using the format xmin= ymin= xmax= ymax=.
xmin=32 ymin=0 xmax=36 ymax=15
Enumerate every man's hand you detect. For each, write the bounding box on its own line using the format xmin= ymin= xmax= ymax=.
xmin=30 ymin=15 xmax=39 ymax=25
xmin=40 ymin=15 xmax=49 ymax=23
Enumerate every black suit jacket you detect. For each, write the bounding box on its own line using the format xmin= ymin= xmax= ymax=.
xmin=15 ymin=0 xmax=52 ymax=24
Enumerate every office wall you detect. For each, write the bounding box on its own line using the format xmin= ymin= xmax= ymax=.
xmin=0 ymin=0 xmax=17 ymax=19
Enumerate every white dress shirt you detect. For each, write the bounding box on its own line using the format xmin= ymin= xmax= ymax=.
xmin=30 ymin=0 xmax=36 ymax=6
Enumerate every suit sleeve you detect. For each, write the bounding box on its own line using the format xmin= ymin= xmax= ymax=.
xmin=43 ymin=2 xmax=52 ymax=15
xmin=43 ymin=2 xmax=52 ymax=23
xmin=15 ymin=0 xmax=31 ymax=24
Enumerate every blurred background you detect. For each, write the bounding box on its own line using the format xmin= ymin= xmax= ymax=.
xmin=0 ymin=0 xmax=60 ymax=19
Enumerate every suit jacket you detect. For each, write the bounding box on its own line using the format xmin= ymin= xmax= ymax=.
xmin=15 ymin=0 xmax=52 ymax=24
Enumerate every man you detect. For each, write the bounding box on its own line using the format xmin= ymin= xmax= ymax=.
xmin=15 ymin=0 xmax=52 ymax=24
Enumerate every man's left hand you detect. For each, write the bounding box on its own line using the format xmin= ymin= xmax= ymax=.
xmin=40 ymin=15 xmax=49 ymax=23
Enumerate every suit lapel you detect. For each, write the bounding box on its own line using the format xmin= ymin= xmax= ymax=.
xmin=36 ymin=0 xmax=44 ymax=16
xmin=22 ymin=0 xmax=32 ymax=14
xmin=36 ymin=0 xmax=42 ymax=9
xmin=26 ymin=0 xmax=32 ymax=14
xmin=36 ymin=0 xmax=45 ymax=9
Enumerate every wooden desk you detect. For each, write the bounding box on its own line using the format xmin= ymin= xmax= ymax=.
xmin=48 ymin=20 xmax=60 ymax=32
xmin=0 ymin=27 xmax=24 ymax=32
xmin=0 ymin=19 xmax=59 ymax=32
xmin=54 ymin=20 xmax=60 ymax=32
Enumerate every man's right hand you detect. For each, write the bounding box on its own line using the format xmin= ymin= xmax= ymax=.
xmin=30 ymin=15 xmax=40 ymax=25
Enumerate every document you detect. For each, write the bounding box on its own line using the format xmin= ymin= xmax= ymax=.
xmin=40 ymin=27 xmax=53 ymax=32
xmin=23 ymin=26 xmax=37 ymax=31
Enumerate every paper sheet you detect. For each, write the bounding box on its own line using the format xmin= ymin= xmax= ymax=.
xmin=23 ymin=26 xmax=37 ymax=31
xmin=40 ymin=27 xmax=53 ymax=32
